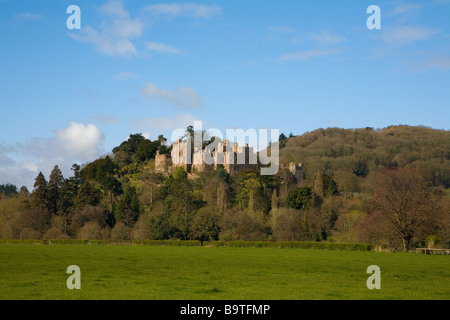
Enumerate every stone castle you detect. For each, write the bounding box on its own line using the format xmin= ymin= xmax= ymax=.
xmin=155 ymin=138 xmax=304 ymax=182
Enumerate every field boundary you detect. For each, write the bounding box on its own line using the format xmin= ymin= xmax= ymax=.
xmin=0 ymin=239 xmax=373 ymax=251
xmin=203 ymin=240 xmax=373 ymax=251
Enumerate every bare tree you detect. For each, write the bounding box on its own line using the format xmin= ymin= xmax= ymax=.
xmin=369 ymin=167 xmax=437 ymax=251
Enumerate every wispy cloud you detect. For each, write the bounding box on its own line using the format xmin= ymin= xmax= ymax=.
xmin=69 ymin=0 xmax=144 ymax=57
xmin=113 ymin=71 xmax=138 ymax=80
xmin=145 ymin=41 xmax=182 ymax=54
xmin=140 ymin=82 xmax=203 ymax=110
xmin=276 ymin=48 xmax=342 ymax=61
xmin=131 ymin=113 xmax=198 ymax=141
xmin=306 ymin=30 xmax=346 ymax=45
xmin=269 ymin=25 xmax=294 ymax=34
xmin=15 ymin=12 xmax=43 ymax=21
xmin=91 ymin=114 xmax=118 ymax=125
xmin=144 ymin=3 xmax=222 ymax=19
xmin=388 ymin=3 xmax=424 ymax=16
xmin=381 ymin=26 xmax=440 ymax=44
xmin=422 ymin=56 xmax=450 ymax=71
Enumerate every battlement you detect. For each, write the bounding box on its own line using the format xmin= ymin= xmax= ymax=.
xmin=155 ymin=139 xmax=257 ymax=174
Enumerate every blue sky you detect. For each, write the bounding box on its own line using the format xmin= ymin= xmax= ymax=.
xmin=1 ymin=0 xmax=449 ymax=189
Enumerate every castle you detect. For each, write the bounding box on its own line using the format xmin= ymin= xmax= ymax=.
xmin=155 ymin=138 xmax=257 ymax=174
xmin=154 ymin=138 xmax=304 ymax=182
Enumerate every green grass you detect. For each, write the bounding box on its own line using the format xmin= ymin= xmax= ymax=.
xmin=0 ymin=244 xmax=448 ymax=300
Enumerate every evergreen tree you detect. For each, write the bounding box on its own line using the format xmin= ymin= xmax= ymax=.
xmin=75 ymin=181 xmax=101 ymax=208
xmin=32 ymin=172 xmax=48 ymax=209
xmin=115 ymin=185 xmax=140 ymax=227
xmin=287 ymin=187 xmax=312 ymax=210
xmin=48 ymin=165 xmax=64 ymax=215
xmin=70 ymin=163 xmax=82 ymax=194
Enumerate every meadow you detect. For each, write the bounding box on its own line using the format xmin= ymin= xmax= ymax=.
xmin=0 ymin=243 xmax=448 ymax=300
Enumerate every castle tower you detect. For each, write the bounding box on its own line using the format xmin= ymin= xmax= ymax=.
xmin=289 ymin=162 xmax=304 ymax=183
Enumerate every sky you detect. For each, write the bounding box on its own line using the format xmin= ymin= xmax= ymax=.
xmin=0 ymin=0 xmax=449 ymax=190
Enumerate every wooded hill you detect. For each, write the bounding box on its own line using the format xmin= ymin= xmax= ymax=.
xmin=279 ymin=125 xmax=450 ymax=193
xmin=0 ymin=125 xmax=449 ymax=251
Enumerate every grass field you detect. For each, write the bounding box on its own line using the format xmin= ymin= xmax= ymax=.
xmin=0 ymin=244 xmax=448 ymax=300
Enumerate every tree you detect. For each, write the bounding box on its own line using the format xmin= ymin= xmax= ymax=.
xmin=0 ymin=184 xmax=18 ymax=198
xmin=220 ymin=209 xmax=268 ymax=241
xmin=237 ymin=172 xmax=263 ymax=211
xmin=189 ymin=206 xmax=222 ymax=242
xmin=279 ymin=133 xmax=288 ymax=149
xmin=135 ymin=139 xmax=159 ymax=163
xmin=167 ymin=169 xmax=195 ymax=238
xmin=32 ymin=172 xmax=48 ymax=209
xmin=19 ymin=186 xmax=29 ymax=197
xmin=48 ymin=165 xmax=64 ymax=215
xmin=82 ymin=156 xmax=122 ymax=212
xmin=75 ymin=182 xmax=101 ymax=209
xmin=270 ymin=208 xmax=305 ymax=241
xmin=275 ymin=167 xmax=296 ymax=205
xmin=70 ymin=164 xmax=82 ymax=194
xmin=369 ymin=167 xmax=436 ymax=251
xmin=287 ymin=187 xmax=312 ymax=210
xmin=115 ymin=185 xmax=140 ymax=227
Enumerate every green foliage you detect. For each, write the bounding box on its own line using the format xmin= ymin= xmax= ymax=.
xmin=75 ymin=182 xmax=101 ymax=208
xmin=115 ymin=185 xmax=140 ymax=226
xmin=32 ymin=172 xmax=48 ymax=208
xmin=281 ymin=125 xmax=450 ymax=187
xmin=0 ymin=184 xmax=18 ymax=197
xmin=112 ymin=133 xmax=168 ymax=167
xmin=189 ymin=206 xmax=222 ymax=242
xmin=287 ymin=187 xmax=312 ymax=210
xmin=2 ymin=125 xmax=448 ymax=250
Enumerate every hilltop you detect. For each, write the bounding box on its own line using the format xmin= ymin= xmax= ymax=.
xmin=279 ymin=125 xmax=450 ymax=192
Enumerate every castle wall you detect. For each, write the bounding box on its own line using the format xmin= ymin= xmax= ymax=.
xmin=157 ymin=139 xmax=260 ymax=175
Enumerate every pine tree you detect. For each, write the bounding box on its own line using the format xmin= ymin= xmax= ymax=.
xmin=70 ymin=164 xmax=82 ymax=194
xmin=32 ymin=172 xmax=48 ymax=209
xmin=48 ymin=165 xmax=64 ymax=215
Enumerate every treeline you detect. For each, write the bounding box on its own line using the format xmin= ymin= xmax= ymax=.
xmin=0 ymin=126 xmax=449 ymax=251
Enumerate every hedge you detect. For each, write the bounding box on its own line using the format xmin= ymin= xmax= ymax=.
xmin=0 ymin=239 xmax=202 ymax=247
xmin=202 ymin=241 xmax=374 ymax=251
xmin=0 ymin=239 xmax=373 ymax=251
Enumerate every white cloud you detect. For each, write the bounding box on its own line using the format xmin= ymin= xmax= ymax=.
xmin=306 ymin=30 xmax=346 ymax=45
xmin=276 ymin=48 xmax=342 ymax=61
xmin=69 ymin=0 xmax=144 ymax=56
xmin=381 ymin=26 xmax=440 ymax=44
xmin=145 ymin=41 xmax=182 ymax=54
xmin=140 ymin=82 xmax=203 ymax=109
xmin=0 ymin=122 xmax=105 ymax=190
xmin=54 ymin=122 xmax=105 ymax=160
xmin=144 ymin=3 xmax=222 ymax=19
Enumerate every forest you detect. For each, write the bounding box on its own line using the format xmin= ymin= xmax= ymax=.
xmin=0 ymin=125 xmax=449 ymax=251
